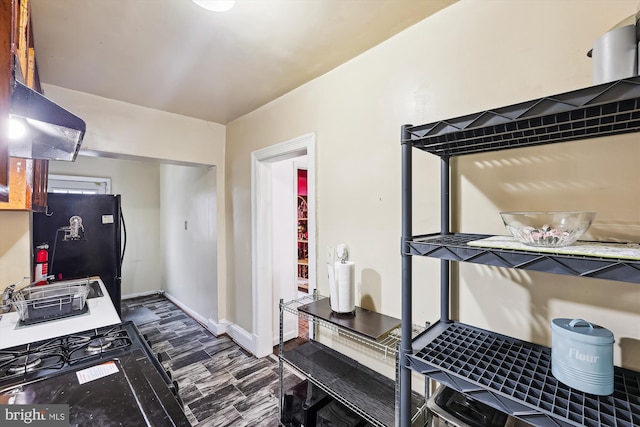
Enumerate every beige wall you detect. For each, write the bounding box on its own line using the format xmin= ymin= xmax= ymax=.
xmin=160 ymin=164 xmax=219 ymax=324
xmin=226 ymin=0 xmax=640 ymax=368
xmin=48 ymin=155 xmax=162 ymax=297
xmin=41 ymin=85 xmax=226 ymax=165
xmin=0 ymin=212 xmax=30 ymax=288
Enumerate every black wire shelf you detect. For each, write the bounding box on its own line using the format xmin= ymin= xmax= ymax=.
xmin=403 ymin=76 xmax=640 ymax=157
xmin=405 ymin=233 xmax=640 ymax=284
xmin=408 ymin=321 xmax=640 ymax=427
xmin=283 ymin=340 xmax=421 ymax=427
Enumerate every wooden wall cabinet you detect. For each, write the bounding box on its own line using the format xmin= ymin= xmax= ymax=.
xmin=0 ymin=0 xmax=48 ymax=211
xmin=0 ymin=0 xmax=11 ymax=202
xmin=1 ymin=156 xmax=46 ymax=210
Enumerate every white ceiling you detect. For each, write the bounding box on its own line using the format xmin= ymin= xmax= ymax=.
xmin=30 ymin=0 xmax=455 ymax=125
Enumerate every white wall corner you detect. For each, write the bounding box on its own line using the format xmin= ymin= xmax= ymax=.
xmin=208 ymin=318 xmax=231 ymax=336
xmin=208 ymin=320 xmax=256 ymax=356
xmin=226 ymin=324 xmax=255 ymax=355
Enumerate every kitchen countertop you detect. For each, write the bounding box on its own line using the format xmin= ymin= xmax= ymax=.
xmin=0 ymin=277 xmax=121 ymax=349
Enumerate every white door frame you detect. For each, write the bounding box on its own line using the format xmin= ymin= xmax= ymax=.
xmin=251 ymin=133 xmax=316 ymax=358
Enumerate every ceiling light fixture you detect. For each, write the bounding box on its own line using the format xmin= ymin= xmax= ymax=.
xmin=192 ymin=0 xmax=235 ymax=12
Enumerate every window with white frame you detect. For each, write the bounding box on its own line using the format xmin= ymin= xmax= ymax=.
xmin=47 ymin=174 xmax=112 ymax=195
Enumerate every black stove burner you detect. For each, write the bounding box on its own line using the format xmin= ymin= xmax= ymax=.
xmin=67 ymin=325 xmax=133 ymax=364
xmin=7 ymin=354 xmax=43 ymax=374
xmin=0 ymin=337 xmax=66 ymax=379
xmin=85 ymin=338 xmax=113 ymax=354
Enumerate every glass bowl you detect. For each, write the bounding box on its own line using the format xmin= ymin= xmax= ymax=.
xmin=499 ymin=211 xmax=596 ymax=248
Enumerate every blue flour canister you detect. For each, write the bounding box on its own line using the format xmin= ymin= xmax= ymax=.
xmin=551 ymin=318 xmax=615 ymax=395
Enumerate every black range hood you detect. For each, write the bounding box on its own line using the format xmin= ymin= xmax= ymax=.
xmin=8 ymin=78 xmax=86 ymax=162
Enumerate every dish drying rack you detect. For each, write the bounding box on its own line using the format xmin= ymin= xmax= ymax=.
xmin=12 ymin=278 xmax=91 ymax=324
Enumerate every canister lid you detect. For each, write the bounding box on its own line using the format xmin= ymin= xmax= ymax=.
xmin=551 ymin=318 xmax=614 ymax=344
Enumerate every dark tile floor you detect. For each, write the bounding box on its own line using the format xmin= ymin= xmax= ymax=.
xmin=122 ymin=294 xmax=302 ymax=427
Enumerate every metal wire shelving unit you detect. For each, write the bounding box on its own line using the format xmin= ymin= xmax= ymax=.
xmin=399 ymin=76 xmax=640 ymax=427
xmin=278 ymin=294 xmax=427 ymax=427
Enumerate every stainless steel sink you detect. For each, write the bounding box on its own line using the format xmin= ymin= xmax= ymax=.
xmin=87 ymin=281 xmax=103 ymax=299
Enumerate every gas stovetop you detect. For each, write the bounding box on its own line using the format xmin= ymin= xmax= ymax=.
xmin=0 ymin=322 xmax=135 ymax=381
xmin=0 ymin=322 xmax=190 ymax=426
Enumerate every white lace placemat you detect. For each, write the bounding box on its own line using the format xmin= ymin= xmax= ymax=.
xmin=467 ymin=236 xmax=640 ymax=260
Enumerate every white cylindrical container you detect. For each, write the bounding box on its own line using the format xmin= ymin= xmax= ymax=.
xmin=329 ymin=261 xmax=355 ymax=313
xmin=590 ymin=22 xmax=638 ymax=84
xmin=551 ymin=318 xmax=614 ymax=396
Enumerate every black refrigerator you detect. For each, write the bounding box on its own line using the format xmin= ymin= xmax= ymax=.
xmin=32 ymin=193 xmax=125 ymax=316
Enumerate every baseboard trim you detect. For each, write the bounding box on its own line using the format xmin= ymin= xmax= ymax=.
xmin=228 ymin=324 xmax=254 ymax=354
xmin=163 ymin=292 xmax=210 ymax=329
xmin=122 ymin=290 xmax=162 ymax=300
xmin=163 ymin=292 xmax=256 ymax=355
xmin=208 ymin=318 xmax=230 ymax=336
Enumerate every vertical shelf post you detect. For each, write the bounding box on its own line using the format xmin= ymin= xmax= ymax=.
xmin=278 ymin=298 xmax=284 ymax=422
xmin=400 ymin=124 xmax=413 ymax=427
xmin=440 ymin=157 xmax=450 ymax=323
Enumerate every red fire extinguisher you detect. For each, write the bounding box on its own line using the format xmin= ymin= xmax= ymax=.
xmin=34 ymin=243 xmax=49 ymax=286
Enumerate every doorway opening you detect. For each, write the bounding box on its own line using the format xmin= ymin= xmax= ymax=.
xmin=296 ymin=166 xmax=309 ymax=294
xmin=251 ymin=133 xmax=316 ymax=358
